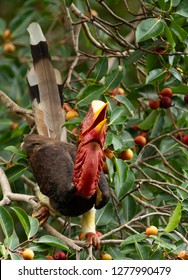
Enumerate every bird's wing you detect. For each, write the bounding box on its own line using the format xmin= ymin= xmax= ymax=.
xmin=27 ymin=22 xmax=66 ymax=141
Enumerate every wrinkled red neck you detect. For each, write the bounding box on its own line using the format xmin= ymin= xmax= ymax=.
xmin=73 ymin=141 xmax=104 ymax=198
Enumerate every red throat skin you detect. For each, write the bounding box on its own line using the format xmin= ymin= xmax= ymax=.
xmin=73 ymin=141 xmax=104 ymax=198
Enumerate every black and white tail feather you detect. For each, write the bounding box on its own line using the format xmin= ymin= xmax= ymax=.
xmin=27 ymin=22 xmax=67 ymax=142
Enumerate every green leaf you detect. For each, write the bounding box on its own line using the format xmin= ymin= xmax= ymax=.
xmin=170 ymin=21 xmax=188 ymax=42
xmin=0 ymin=18 xmax=6 ymax=35
xmin=150 ymin=235 xmax=176 ymax=250
xmin=136 ymin=18 xmax=165 ymax=42
xmin=139 ymin=110 xmax=159 ymax=130
xmin=96 ymin=203 xmax=113 ymax=226
xmin=164 ymin=202 xmax=181 ymax=233
xmin=169 ymin=68 xmax=182 ymax=82
xmin=164 ymin=25 xmax=176 ymax=49
xmin=4 ymin=146 xmax=27 ymax=158
xmin=172 ymin=85 xmax=188 ymax=94
xmin=105 ymin=66 xmax=123 ymax=91
xmin=37 ymin=235 xmax=70 ymax=251
xmin=138 ymin=84 xmax=157 ymax=99
xmin=93 ymin=56 xmax=108 ymax=82
xmin=150 ymin=112 xmax=165 ymax=137
xmin=5 ymin=164 xmax=28 ymax=183
xmin=135 ymin=241 xmax=144 ymax=260
xmin=109 ymin=107 xmax=127 ymax=125
xmin=11 ymin=206 xmax=30 ymax=238
xmin=77 ymin=85 xmax=104 ymax=106
xmin=115 ymin=95 xmax=135 ymax=117
xmin=28 ymin=216 xmax=40 ymax=239
xmin=176 ymin=0 xmax=188 ymax=17
xmin=0 ymin=206 xmax=14 ymax=240
xmin=125 ymin=50 xmax=145 ymax=65
xmin=114 ymin=159 xmax=133 ymax=199
xmin=8 ymin=233 xmax=19 ymax=250
xmin=120 ymin=233 xmax=146 ymax=247
xmin=111 ymin=134 xmax=124 ymax=150
xmin=65 ymin=0 xmax=75 ymax=7
xmin=146 ymin=68 xmax=167 ymax=84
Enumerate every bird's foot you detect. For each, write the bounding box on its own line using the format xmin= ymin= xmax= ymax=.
xmin=85 ymin=232 xmax=100 ymax=249
xmin=32 ymin=205 xmax=50 ymax=226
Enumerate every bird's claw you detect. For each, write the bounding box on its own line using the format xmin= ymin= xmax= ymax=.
xmin=85 ymin=232 xmax=100 ymax=249
xmin=32 ymin=205 xmax=50 ymax=226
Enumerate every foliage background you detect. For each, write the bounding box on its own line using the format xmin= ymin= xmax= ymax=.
xmin=0 ymin=0 xmax=188 ymax=260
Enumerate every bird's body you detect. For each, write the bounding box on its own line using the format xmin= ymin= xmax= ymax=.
xmin=23 ymin=134 xmax=110 ymax=217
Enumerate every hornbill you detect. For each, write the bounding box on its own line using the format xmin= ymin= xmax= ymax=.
xmin=23 ymin=22 xmax=110 ymax=247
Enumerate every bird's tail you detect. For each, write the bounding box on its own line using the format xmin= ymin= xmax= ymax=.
xmin=27 ymin=22 xmax=67 ymax=142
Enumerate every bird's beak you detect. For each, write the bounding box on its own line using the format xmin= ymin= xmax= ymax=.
xmin=81 ymin=100 xmax=108 ymax=136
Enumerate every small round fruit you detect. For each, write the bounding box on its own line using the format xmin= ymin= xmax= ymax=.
xmin=53 ymin=251 xmax=67 ymax=260
xmin=86 ymin=9 xmax=98 ymax=18
xmin=149 ymin=100 xmax=160 ymax=110
xmin=79 ymin=232 xmax=85 ymax=240
xmin=184 ymin=94 xmax=188 ymax=104
xmin=134 ymin=135 xmax=147 ymax=147
xmin=104 ymin=148 xmax=114 ymax=160
xmin=66 ymin=109 xmax=78 ymax=120
xmin=63 ymin=103 xmax=72 ymax=112
xmin=11 ymin=122 xmax=19 ymax=130
xmin=21 ymin=248 xmax=35 ymax=260
xmin=160 ymin=87 xmax=173 ymax=98
xmin=145 ymin=225 xmax=158 ymax=236
xmin=177 ymin=250 xmax=188 ymax=260
xmin=119 ymin=149 xmax=133 ymax=160
xmin=153 ymin=46 xmax=167 ymax=54
xmin=101 ymin=253 xmax=113 ymax=260
xmin=3 ymin=42 xmax=16 ymax=53
xmin=160 ymin=96 xmax=172 ymax=108
xmin=46 ymin=255 xmax=54 ymax=260
xmin=182 ymin=135 xmax=188 ymax=145
xmin=111 ymin=87 xmax=125 ymax=96
xmin=102 ymin=161 xmax=109 ymax=174
xmin=3 ymin=28 xmax=11 ymax=40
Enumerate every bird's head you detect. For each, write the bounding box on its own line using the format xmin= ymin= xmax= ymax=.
xmin=73 ymin=100 xmax=108 ymax=198
xmin=79 ymin=100 xmax=108 ymax=147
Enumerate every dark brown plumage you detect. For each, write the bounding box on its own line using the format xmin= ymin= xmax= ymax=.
xmin=23 ymin=134 xmax=110 ymax=217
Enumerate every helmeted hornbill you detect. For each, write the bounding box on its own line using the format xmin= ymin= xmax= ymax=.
xmin=23 ymin=22 xmax=110 ymax=247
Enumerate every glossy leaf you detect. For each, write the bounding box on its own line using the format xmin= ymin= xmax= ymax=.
xmin=28 ymin=216 xmax=40 ymax=239
xmin=0 ymin=206 xmax=14 ymax=240
xmin=77 ymin=85 xmax=104 ymax=106
xmin=11 ymin=206 xmax=30 ymax=238
xmin=164 ymin=25 xmax=176 ymax=49
xmin=121 ymin=233 xmax=146 ymax=247
xmin=4 ymin=146 xmax=27 ymax=158
xmin=93 ymin=56 xmax=108 ymax=82
xmin=105 ymin=67 xmax=123 ymax=91
xmin=170 ymin=21 xmax=188 ymax=42
xmin=164 ymin=202 xmax=181 ymax=233
xmin=109 ymin=107 xmax=127 ymax=125
xmin=176 ymin=0 xmax=188 ymax=17
xmin=114 ymin=159 xmax=134 ymax=199
xmin=136 ymin=18 xmax=165 ymax=42
xmin=8 ymin=233 xmax=19 ymax=250
xmin=5 ymin=164 xmax=28 ymax=183
xmin=146 ymin=68 xmax=167 ymax=84
xmin=139 ymin=110 xmax=159 ymax=130
xmin=96 ymin=203 xmax=114 ymax=226
xmin=36 ymin=235 xmax=70 ymax=251
xmin=115 ymin=95 xmax=135 ymax=117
